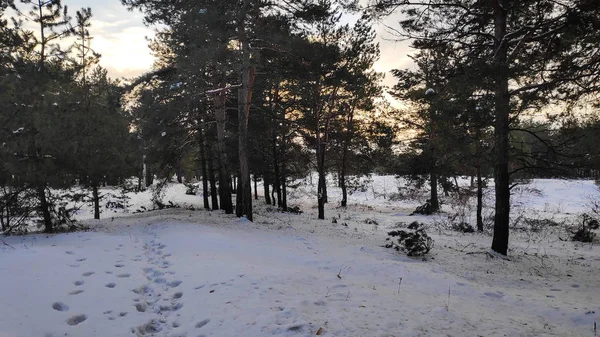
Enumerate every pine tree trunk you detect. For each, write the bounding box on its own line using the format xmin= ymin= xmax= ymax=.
xmin=199 ymin=129 xmax=210 ymax=210
xmin=213 ymin=80 xmax=233 ymax=214
xmin=491 ymin=0 xmax=511 ymax=256
xmin=430 ymin=172 xmax=439 ymax=211
xmin=38 ymin=185 xmax=53 ymax=233
xmin=206 ymin=139 xmax=219 ymax=210
xmin=340 ymin=144 xmax=348 ymax=207
xmin=253 ymin=175 xmax=258 ymax=200
xmin=263 ymin=173 xmax=271 ymax=205
xmin=281 ymin=153 xmax=287 ymax=211
xmin=477 ymin=165 xmax=484 ymax=232
xmin=92 ymin=183 xmax=100 ymax=220
xmin=176 ymin=168 xmax=183 ymax=184
xmin=271 ymin=185 xmax=276 ymax=206
xmin=145 ymin=167 xmax=153 ymax=187
xmin=273 ymin=137 xmax=282 ymax=207
xmin=317 ymin=143 xmax=326 ymax=220
xmin=142 ymin=155 xmax=147 ymax=190
xmin=235 ymin=0 xmax=254 ymax=221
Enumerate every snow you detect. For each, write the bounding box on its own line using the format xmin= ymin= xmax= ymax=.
xmin=0 ymin=177 xmax=599 ymax=337
xmin=12 ymin=127 xmax=24 ymax=135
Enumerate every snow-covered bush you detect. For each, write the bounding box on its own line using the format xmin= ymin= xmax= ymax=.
xmin=410 ymin=200 xmax=436 ymax=215
xmin=571 ymin=215 xmax=597 ymax=243
xmin=184 ymin=182 xmax=198 ymax=195
xmin=385 ymin=222 xmax=434 ymax=256
xmin=347 ymin=175 xmax=373 ymax=196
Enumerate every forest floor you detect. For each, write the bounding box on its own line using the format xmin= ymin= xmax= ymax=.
xmin=0 ymin=177 xmax=599 ymax=337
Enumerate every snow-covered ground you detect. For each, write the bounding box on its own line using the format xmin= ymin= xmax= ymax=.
xmin=0 ymin=177 xmax=599 ymax=337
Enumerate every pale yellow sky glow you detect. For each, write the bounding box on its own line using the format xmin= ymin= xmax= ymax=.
xmin=9 ymin=1 xmax=413 ymax=84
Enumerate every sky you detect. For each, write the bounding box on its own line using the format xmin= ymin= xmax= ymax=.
xmin=10 ymin=0 xmax=414 ymax=88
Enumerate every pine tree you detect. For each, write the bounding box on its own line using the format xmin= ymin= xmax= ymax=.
xmin=368 ymin=0 xmax=600 ymax=255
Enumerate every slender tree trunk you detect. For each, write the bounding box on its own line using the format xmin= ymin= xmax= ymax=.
xmin=38 ymin=185 xmax=52 ymax=233
xmin=199 ymin=129 xmax=210 ymax=210
xmin=341 ymin=112 xmax=354 ymax=208
xmin=92 ymin=183 xmax=100 ymax=220
xmin=271 ymin=185 xmax=276 ymax=206
xmin=491 ymin=0 xmax=511 ymax=255
xmin=281 ymin=153 xmax=287 ymax=211
xmin=145 ymin=167 xmax=153 ymax=187
xmin=176 ymin=167 xmax=183 ymax=184
xmin=206 ymin=137 xmax=219 ymax=211
xmin=430 ymin=172 xmax=439 ymax=211
xmin=317 ymin=143 xmax=326 ymax=220
xmin=477 ymin=165 xmax=484 ymax=232
xmin=273 ymin=137 xmax=282 ymax=207
xmin=212 ymin=79 xmax=233 ymax=214
xmin=236 ymin=2 xmax=253 ymax=221
xmin=340 ymin=146 xmax=348 ymax=207
xmin=208 ymin=159 xmax=219 ymax=211
xmin=263 ymin=173 xmax=271 ymax=205
xmin=142 ymin=154 xmax=147 ymax=190
xmin=253 ymin=175 xmax=258 ymax=200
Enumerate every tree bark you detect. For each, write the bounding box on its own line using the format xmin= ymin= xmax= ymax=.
xmin=253 ymin=175 xmax=258 ymax=200
xmin=236 ymin=21 xmax=253 ymax=221
xmin=340 ymin=111 xmax=354 ymax=208
xmin=199 ymin=129 xmax=210 ymax=210
xmin=213 ymin=87 xmax=233 ymax=214
xmin=263 ymin=173 xmax=271 ymax=205
xmin=430 ymin=172 xmax=439 ymax=211
xmin=281 ymin=149 xmax=287 ymax=211
xmin=92 ymin=183 xmax=100 ymax=220
xmin=317 ymin=143 xmax=326 ymax=220
xmin=38 ymin=185 xmax=52 ymax=233
xmin=206 ymin=138 xmax=219 ymax=211
xmin=476 ymin=165 xmax=484 ymax=232
xmin=491 ymin=0 xmax=511 ymax=255
xmin=272 ymin=136 xmax=282 ymax=207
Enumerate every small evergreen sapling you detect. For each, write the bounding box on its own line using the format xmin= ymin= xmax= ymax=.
xmin=385 ymin=222 xmax=434 ymax=256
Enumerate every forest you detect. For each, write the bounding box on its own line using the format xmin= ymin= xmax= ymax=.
xmin=2 ymin=1 xmax=600 ymax=336
xmin=2 ymin=1 xmax=600 ymax=250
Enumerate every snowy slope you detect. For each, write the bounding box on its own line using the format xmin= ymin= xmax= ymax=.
xmin=0 ymin=177 xmax=599 ymax=337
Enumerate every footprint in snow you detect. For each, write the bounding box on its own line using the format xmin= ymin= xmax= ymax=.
xmin=105 ymin=283 xmax=116 ymax=288
xmin=76 ymin=258 xmax=86 ymax=262
xmin=74 ymin=280 xmax=84 ymax=286
xmin=68 ymin=290 xmax=84 ymax=295
xmin=82 ymin=272 xmax=95 ymax=277
xmin=65 ymin=251 xmax=75 ymax=255
xmin=484 ymin=292 xmax=504 ymax=299
xmin=115 ymin=264 xmax=125 ymax=268
xmin=135 ymin=303 xmax=147 ymax=312
xmin=571 ymin=284 xmax=580 ymax=288
xmin=117 ymin=273 xmax=131 ymax=278
xmin=52 ymin=302 xmax=69 ymax=312
xmin=66 ymin=314 xmax=87 ymax=326
xmin=196 ymin=319 xmax=210 ymax=329
xmin=169 ymin=280 xmax=182 ymax=288
xmin=133 ymin=285 xmax=152 ymax=295
xmin=173 ymin=292 xmax=183 ymax=299
xmin=159 ymin=303 xmax=183 ymax=312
